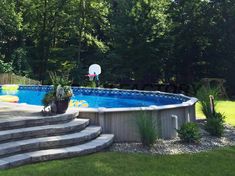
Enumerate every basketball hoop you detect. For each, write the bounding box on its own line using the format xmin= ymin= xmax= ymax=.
xmin=87 ymin=64 xmax=101 ymax=81
xmin=86 ymin=64 xmax=102 ymax=87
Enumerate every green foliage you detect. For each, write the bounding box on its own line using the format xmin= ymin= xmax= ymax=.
xmin=11 ymin=47 xmax=32 ymax=76
xmin=49 ymin=72 xmax=72 ymax=89
xmin=0 ymin=1 xmax=22 ymax=37
xmin=47 ymin=48 xmax=77 ymax=79
xmin=136 ymin=112 xmax=157 ymax=147
xmin=196 ymin=86 xmax=225 ymax=136
xmin=0 ymin=0 xmax=235 ymax=94
xmin=85 ymin=81 xmax=96 ymax=88
xmin=196 ymin=86 xmax=219 ymax=118
xmin=177 ymin=122 xmax=201 ymax=143
xmin=42 ymin=92 xmax=55 ymax=107
xmin=0 ymin=1 xmax=22 ymax=75
xmin=205 ymin=112 xmax=225 ymax=137
xmin=106 ymin=0 xmax=172 ymax=83
xmin=0 ymin=59 xmax=13 ymax=73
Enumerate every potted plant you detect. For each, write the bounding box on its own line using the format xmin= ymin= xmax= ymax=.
xmin=55 ymin=84 xmax=73 ymax=113
xmin=42 ymin=72 xmax=73 ymax=114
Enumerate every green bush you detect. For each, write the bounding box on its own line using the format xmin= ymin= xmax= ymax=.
xmin=205 ymin=112 xmax=225 ymax=137
xmin=136 ymin=113 xmax=157 ymax=147
xmin=196 ymin=86 xmax=219 ymax=118
xmin=177 ymin=122 xmax=201 ymax=143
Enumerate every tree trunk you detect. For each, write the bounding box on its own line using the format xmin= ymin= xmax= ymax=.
xmin=77 ymin=0 xmax=86 ymax=68
xmin=39 ymin=0 xmax=48 ymax=83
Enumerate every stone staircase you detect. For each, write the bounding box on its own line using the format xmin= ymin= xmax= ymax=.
xmin=0 ymin=109 xmax=114 ymax=169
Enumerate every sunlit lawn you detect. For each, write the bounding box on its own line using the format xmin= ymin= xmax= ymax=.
xmin=196 ymin=101 xmax=235 ymax=126
xmin=1 ymin=148 xmax=235 ymax=176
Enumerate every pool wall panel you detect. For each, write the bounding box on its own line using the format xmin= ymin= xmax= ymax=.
xmin=79 ymin=103 xmax=196 ymax=142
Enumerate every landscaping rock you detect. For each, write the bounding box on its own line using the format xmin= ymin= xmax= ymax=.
xmin=109 ymin=123 xmax=235 ymax=155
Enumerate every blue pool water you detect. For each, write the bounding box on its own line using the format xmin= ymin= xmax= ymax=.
xmin=0 ymin=86 xmax=189 ymax=108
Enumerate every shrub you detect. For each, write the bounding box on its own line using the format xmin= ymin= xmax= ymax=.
xmin=177 ymin=122 xmax=201 ymax=143
xmin=136 ymin=112 xmax=157 ymax=147
xmin=196 ymin=86 xmax=219 ymax=118
xmin=205 ymin=112 xmax=225 ymax=137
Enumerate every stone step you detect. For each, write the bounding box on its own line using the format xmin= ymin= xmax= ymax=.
xmin=0 ymin=134 xmax=114 ymax=169
xmin=0 ymin=126 xmax=101 ymax=157
xmin=0 ymin=109 xmax=79 ymax=130
xmin=0 ymin=119 xmax=89 ymax=143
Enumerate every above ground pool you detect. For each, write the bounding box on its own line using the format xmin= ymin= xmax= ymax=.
xmin=0 ymin=85 xmax=198 ymax=141
xmin=0 ymin=85 xmax=191 ymax=108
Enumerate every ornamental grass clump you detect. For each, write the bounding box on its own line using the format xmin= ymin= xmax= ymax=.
xmin=136 ymin=112 xmax=157 ymax=147
xmin=205 ymin=112 xmax=225 ymax=137
xmin=196 ymin=86 xmax=219 ymax=119
xmin=177 ymin=122 xmax=201 ymax=143
xmin=196 ymin=86 xmax=225 ymax=137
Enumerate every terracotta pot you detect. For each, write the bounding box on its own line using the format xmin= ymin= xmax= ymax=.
xmin=56 ymin=98 xmax=70 ymax=114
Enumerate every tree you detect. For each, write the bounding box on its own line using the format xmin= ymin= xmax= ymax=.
xmin=106 ymin=0 xmax=172 ymax=84
xmin=0 ymin=0 xmax=22 ymax=63
xmin=0 ymin=0 xmax=234 ymax=95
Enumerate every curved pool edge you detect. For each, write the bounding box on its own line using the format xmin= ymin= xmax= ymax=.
xmin=75 ymin=89 xmax=198 ymax=113
xmin=77 ymin=97 xmax=198 ymax=113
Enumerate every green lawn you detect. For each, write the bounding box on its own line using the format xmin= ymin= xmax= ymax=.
xmin=196 ymin=101 xmax=235 ymax=126
xmin=1 ymin=148 xmax=235 ymax=176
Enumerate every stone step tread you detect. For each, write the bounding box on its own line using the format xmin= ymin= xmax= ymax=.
xmin=0 ymin=134 xmax=114 ymax=169
xmin=0 ymin=119 xmax=89 ymax=142
xmin=0 ymin=118 xmax=88 ymax=135
xmin=0 ymin=109 xmax=79 ymax=129
xmin=0 ymin=126 xmax=102 ymax=156
xmin=0 ymin=109 xmax=78 ymax=122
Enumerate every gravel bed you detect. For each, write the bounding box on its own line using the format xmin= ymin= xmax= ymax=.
xmin=109 ymin=123 xmax=235 ymax=155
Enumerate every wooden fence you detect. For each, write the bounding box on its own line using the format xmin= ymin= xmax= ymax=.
xmin=0 ymin=73 xmax=41 ymax=85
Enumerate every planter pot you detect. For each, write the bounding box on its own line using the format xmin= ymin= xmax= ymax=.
xmin=56 ymin=98 xmax=70 ymax=114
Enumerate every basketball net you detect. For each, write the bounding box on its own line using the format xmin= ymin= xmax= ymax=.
xmin=88 ymin=75 xmax=95 ymax=81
